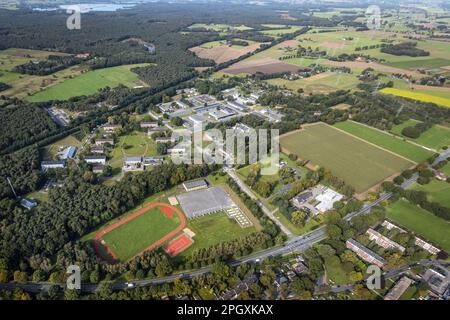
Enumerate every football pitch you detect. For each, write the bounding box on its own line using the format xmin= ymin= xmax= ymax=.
xmin=95 ymin=202 xmax=186 ymax=262
xmin=280 ymin=123 xmax=414 ymax=193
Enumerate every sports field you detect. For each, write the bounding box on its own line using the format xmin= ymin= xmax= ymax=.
xmin=95 ymin=202 xmax=186 ymax=261
xmin=27 ymin=64 xmax=150 ymax=102
xmin=280 ymin=123 xmax=414 ymax=193
xmin=386 ymin=199 xmax=450 ymax=251
xmin=334 ymin=121 xmax=433 ymax=162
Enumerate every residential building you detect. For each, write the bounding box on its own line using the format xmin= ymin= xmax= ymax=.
xmin=85 ymin=155 xmax=107 ymax=165
xmin=92 ymin=165 xmax=104 ymax=174
xmin=140 ymin=122 xmax=159 ymax=129
xmin=95 ymin=138 xmax=114 ymax=146
xmin=366 ymin=228 xmax=406 ymax=252
xmin=102 ymin=124 xmax=121 ymax=133
xmin=227 ymin=100 xmax=248 ymax=112
xmin=384 ymin=277 xmax=414 ymax=300
xmin=291 ymin=191 xmax=313 ymax=209
xmin=346 ymin=238 xmax=386 ymax=268
xmin=90 ymin=145 xmax=104 ymax=154
xmin=41 ymin=160 xmax=66 ymax=171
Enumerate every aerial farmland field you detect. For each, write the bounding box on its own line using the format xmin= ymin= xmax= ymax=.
xmin=334 ymin=121 xmax=433 ymax=162
xmin=26 ymin=64 xmax=151 ymax=102
xmin=280 ymin=123 xmax=414 ymax=193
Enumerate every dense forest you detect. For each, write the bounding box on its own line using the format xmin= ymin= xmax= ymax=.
xmin=13 ymin=55 xmax=84 ymax=76
xmin=380 ymin=42 xmax=430 ymax=57
xmin=0 ymin=102 xmax=60 ymax=153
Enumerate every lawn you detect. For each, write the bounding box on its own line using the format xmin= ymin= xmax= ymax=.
xmin=179 ymin=211 xmax=257 ymax=257
xmin=381 ymin=88 xmax=450 ymax=108
xmin=386 ymin=198 xmax=450 ymax=251
xmin=109 ymin=132 xmax=157 ymax=169
xmin=27 ymin=64 xmax=151 ymax=102
xmin=442 ymin=163 xmax=450 ymax=176
xmin=412 ymin=180 xmax=450 ymax=208
xmin=280 ymin=123 xmax=414 ymax=193
xmin=334 ymin=121 xmax=433 ymax=163
xmin=324 ymin=256 xmax=351 ymax=285
xmin=41 ymin=135 xmax=82 ymax=160
xmin=100 ymin=204 xmax=183 ymax=261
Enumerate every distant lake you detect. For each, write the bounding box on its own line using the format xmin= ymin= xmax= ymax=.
xmin=33 ymin=3 xmax=136 ymax=13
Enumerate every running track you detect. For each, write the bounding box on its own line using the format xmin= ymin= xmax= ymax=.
xmin=93 ymin=202 xmax=186 ymax=262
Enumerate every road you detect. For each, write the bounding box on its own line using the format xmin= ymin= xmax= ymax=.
xmin=225 ymin=168 xmax=294 ymax=238
xmin=1 ymin=132 xmax=442 ymax=294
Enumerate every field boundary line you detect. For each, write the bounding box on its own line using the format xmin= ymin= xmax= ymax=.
xmin=329 ymin=122 xmax=417 ymax=164
xmin=348 ymin=120 xmax=437 ymax=153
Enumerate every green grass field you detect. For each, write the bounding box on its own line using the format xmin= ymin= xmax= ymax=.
xmin=41 ymin=135 xmax=82 ymax=160
xmin=109 ymin=132 xmax=157 ymax=169
xmin=390 ymin=119 xmax=421 ymax=136
xmin=442 ymin=163 xmax=450 ymax=176
xmin=412 ymin=180 xmax=450 ymax=208
xmin=27 ymin=64 xmax=150 ymax=102
xmin=324 ymin=256 xmax=351 ymax=285
xmin=381 ymin=88 xmax=450 ymax=108
xmin=386 ymin=58 xmax=450 ymax=69
xmin=178 ymin=211 xmax=257 ymax=258
xmin=390 ymin=120 xmax=450 ymax=150
xmin=334 ymin=121 xmax=433 ymax=162
xmin=280 ymin=123 xmax=414 ymax=193
xmin=101 ymin=204 xmax=182 ymax=261
xmin=386 ymin=198 xmax=450 ymax=251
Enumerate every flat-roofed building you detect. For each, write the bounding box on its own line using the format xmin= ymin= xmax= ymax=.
xmin=140 ymin=122 xmax=159 ymax=128
xmin=183 ymin=179 xmax=208 ymax=192
xmin=102 ymin=124 xmax=121 ymax=133
xmin=92 ymin=165 xmax=104 ymax=174
xmin=90 ymin=145 xmax=104 ymax=154
xmin=227 ymin=100 xmax=248 ymax=112
xmin=384 ymin=277 xmax=414 ymax=300
xmin=346 ymin=238 xmax=386 ymax=268
xmin=41 ymin=160 xmax=66 ymax=171
xmin=95 ymin=138 xmax=114 ymax=146
xmin=315 ymin=188 xmax=343 ymax=213
xmin=85 ymin=155 xmax=107 ymax=165
xmin=366 ymin=228 xmax=405 ymax=252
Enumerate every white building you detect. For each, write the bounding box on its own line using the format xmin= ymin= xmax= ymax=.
xmin=85 ymin=155 xmax=107 ymax=165
xmin=315 ymin=188 xmax=343 ymax=212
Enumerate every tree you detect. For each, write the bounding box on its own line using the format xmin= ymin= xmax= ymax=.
xmin=291 ymin=211 xmax=307 ymax=226
xmin=316 ymin=244 xmax=336 ymax=259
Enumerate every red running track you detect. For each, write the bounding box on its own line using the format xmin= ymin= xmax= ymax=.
xmin=93 ymin=202 xmax=186 ymax=262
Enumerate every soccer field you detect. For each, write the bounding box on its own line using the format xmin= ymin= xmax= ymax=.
xmin=97 ymin=203 xmax=185 ymax=261
xmin=280 ymin=123 xmax=414 ymax=193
